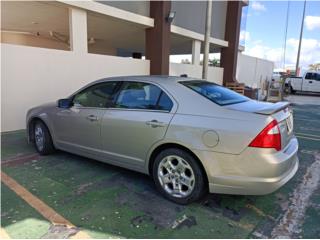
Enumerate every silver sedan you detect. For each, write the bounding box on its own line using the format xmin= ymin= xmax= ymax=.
xmin=26 ymin=76 xmax=299 ymax=204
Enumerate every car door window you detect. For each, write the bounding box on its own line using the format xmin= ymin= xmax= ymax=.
xmin=73 ymin=82 xmax=118 ymax=108
xmin=157 ymin=92 xmax=174 ymax=111
xmin=115 ymin=81 xmax=173 ymax=111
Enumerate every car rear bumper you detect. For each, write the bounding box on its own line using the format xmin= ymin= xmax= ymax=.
xmin=195 ymin=137 xmax=299 ymax=195
xmin=208 ymin=155 xmax=298 ymax=195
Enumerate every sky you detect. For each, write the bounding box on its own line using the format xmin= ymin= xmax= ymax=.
xmin=242 ymin=0 xmax=320 ymax=72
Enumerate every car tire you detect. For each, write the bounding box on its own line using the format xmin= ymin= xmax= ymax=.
xmin=33 ymin=121 xmax=55 ymax=155
xmin=152 ymin=148 xmax=207 ymax=204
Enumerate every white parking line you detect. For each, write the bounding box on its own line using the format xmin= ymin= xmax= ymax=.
xmin=296 ymin=135 xmax=320 ymax=141
xmin=271 ymin=153 xmax=320 ymax=238
xmin=295 ymin=132 xmax=320 ymax=138
xmin=1 ymin=172 xmax=91 ymax=239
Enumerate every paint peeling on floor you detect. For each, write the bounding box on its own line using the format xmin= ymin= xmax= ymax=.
xmin=171 ymin=215 xmax=196 ymax=229
xmin=271 ymin=152 xmax=320 ymax=238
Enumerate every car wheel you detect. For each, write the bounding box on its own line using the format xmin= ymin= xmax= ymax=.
xmin=34 ymin=121 xmax=55 ymax=155
xmin=152 ymin=148 xmax=207 ymax=204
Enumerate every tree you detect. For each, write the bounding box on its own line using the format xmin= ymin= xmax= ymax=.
xmin=209 ymin=58 xmax=220 ymax=67
xmin=181 ymin=59 xmax=191 ymax=64
xmin=309 ymin=63 xmax=320 ymax=71
xmin=200 ymin=58 xmax=220 ymax=67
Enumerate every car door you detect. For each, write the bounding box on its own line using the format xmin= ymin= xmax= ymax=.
xmin=313 ymin=73 xmax=320 ymax=92
xmin=302 ymin=72 xmax=316 ymax=92
xmin=100 ymin=81 xmax=176 ymax=168
xmin=53 ymin=81 xmax=120 ymax=156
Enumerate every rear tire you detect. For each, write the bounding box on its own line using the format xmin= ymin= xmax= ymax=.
xmin=152 ymin=148 xmax=207 ymax=204
xmin=34 ymin=121 xmax=55 ymax=155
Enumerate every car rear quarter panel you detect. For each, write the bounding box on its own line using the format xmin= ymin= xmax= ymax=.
xmin=165 ymin=111 xmax=271 ymax=155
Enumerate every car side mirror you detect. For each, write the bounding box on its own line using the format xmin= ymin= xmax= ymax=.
xmin=57 ymin=98 xmax=72 ymax=108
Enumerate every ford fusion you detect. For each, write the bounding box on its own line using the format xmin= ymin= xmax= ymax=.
xmin=27 ymin=76 xmax=298 ymax=204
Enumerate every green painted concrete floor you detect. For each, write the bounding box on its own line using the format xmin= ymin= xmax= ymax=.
xmin=1 ymin=104 xmax=320 ymax=238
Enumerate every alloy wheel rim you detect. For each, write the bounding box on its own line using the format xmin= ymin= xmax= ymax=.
xmin=34 ymin=125 xmax=44 ymax=151
xmin=157 ymin=155 xmax=195 ymax=198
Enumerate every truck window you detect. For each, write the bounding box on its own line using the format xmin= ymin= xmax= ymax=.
xmin=305 ymin=73 xmax=314 ymax=80
xmin=305 ymin=73 xmax=317 ymax=80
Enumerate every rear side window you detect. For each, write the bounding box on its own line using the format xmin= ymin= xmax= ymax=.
xmin=157 ymin=92 xmax=173 ymax=111
xmin=115 ymin=81 xmax=173 ymax=111
xmin=180 ymin=80 xmax=249 ymax=106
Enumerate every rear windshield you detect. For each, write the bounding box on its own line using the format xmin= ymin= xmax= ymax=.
xmin=180 ymin=80 xmax=249 ymax=106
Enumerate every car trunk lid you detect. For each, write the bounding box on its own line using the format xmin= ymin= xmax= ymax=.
xmin=225 ymin=100 xmax=290 ymax=115
xmin=225 ymin=100 xmax=294 ymax=150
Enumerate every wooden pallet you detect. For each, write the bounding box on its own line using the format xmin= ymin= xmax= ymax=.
xmin=226 ymin=82 xmax=245 ymax=95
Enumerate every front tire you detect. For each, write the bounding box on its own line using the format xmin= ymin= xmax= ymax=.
xmin=34 ymin=121 xmax=55 ymax=155
xmin=152 ymin=148 xmax=207 ymax=204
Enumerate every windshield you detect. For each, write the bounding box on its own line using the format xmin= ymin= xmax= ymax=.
xmin=180 ymin=80 xmax=249 ymax=106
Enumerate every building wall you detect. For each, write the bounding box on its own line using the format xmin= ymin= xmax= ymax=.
xmin=170 ymin=63 xmax=224 ymax=85
xmin=1 ymin=44 xmax=150 ymax=131
xmin=1 ymin=32 xmax=69 ymax=51
xmin=171 ymin=1 xmax=227 ymax=40
xmin=98 ymin=0 xmax=227 ymax=40
xmin=237 ymin=53 xmax=274 ymax=90
xmin=97 ymin=1 xmax=150 ymax=17
xmin=1 ymin=32 xmax=118 ymax=56
xmin=88 ymin=41 xmax=117 ymax=56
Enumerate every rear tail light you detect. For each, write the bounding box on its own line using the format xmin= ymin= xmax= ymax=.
xmin=249 ymin=119 xmax=281 ymax=151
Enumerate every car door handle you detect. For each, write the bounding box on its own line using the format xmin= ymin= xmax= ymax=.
xmin=86 ymin=115 xmax=98 ymax=121
xmin=145 ymin=120 xmax=166 ymax=128
xmin=309 ymin=81 xmax=313 ymax=83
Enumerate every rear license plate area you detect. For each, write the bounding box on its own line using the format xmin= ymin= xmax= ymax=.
xmin=286 ymin=114 xmax=293 ymax=134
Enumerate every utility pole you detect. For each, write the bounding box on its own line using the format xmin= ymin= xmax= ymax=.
xmin=295 ymin=0 xmax=306 ymax=77
xmin=283 ymin=1 xmax=290 ymax=70
xmin=202 ymin=0 xmax=212 ymax=79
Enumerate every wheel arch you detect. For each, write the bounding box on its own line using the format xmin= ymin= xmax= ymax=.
xmin=148 ymin=142 xmax=209 ymax=187
xmin=27 ymin=117 xmax=52 ymax=143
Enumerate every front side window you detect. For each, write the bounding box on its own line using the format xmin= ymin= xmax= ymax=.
xmin=73 ymin=82 xmax=118 ymax=108
xmin=115 ymin=82 xmax=173 ymax=111
xmin=180 ymin=80 xmax=249 ymax=106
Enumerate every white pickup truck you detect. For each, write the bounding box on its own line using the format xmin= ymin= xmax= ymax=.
xmin=285 ymin=71 xmax=320 ymax=93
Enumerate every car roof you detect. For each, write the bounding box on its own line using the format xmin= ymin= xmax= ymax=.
xmin=92 ymin=75 xmax=202 ymax=85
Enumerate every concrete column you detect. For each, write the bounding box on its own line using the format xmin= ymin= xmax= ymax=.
xmin=220 ymin=1 xmax=246 ymax=85
xmin=145 ymin=1 xmax=171 ymax=75
xmin=69 ymin=7 xmax=88 ymax=53
xmin=192 ymin=40 xmax=201 ymax=65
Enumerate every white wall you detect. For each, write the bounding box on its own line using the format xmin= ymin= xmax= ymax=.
xmin=1 ymin=44 xmax=150 ymax=131
xmin=237 ymin=53 xmax=274 ymax=89
xmin=169 ymin=63 xmax=224 ymax=85
xmin=1 ymin=32 xmax=70 ymax=51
